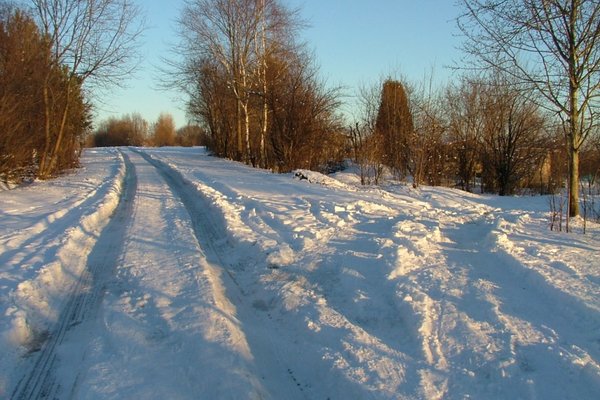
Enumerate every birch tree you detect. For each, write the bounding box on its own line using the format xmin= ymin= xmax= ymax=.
xmin=177 ymin=0 xmax=307 ymax=167
xmin=179 ymin=0 xmax=263 ymax=162
xmin=458 ymin=0 xmax=600 ymax=216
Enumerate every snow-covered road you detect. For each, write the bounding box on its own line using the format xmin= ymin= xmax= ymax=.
xmin=1 ymin=147 xmax=599 ymax=399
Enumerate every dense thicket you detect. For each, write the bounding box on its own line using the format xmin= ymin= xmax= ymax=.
xmin=0 ymin=0 xmax=142 ymax=183
xmin=479 ymin=83 xmax=548 ymax=195
xmin=176 ymin=124 xmax=208 ymax=147
xmin=0 ymin=8 xmax=89 ymax=183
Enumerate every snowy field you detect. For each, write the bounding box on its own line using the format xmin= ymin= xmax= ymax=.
xmin=1 ymin=147 xmax=599 ymax=399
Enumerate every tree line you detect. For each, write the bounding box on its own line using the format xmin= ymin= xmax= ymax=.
xmin=1 ymin=0 xmax=598 ymax=219
xmin=458 ymin=0 xmax=600 ymax=217
xmin=175 ymin=0 xmax=600 ymax=205
xmin=350 ymin=74 xmax=579 ymax=197
xmin=172 ymin=0 xmax=598 ymax=217
xmin=89 ymin=113 xmax=207 ymax=148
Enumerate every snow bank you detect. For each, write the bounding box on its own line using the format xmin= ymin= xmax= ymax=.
xmin=3 ymin=151 xmax=126 ymax=352
xmin=293 ymin=169 xmax=353 ymax=190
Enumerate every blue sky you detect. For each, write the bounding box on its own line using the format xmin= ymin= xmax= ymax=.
xmin=93 ymin=0 xmax=462 ymax=129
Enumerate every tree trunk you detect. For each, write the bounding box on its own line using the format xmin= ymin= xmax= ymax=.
xmin=260 ymin=52 xmax=267 ymax=167
xmin=38 ymin=78 xmax=52 ymax=178
xmin=236 ymin=100 xmax=243 ymax=158
xmin=568 ymin=79 xmax=580 ymax=218
xmin=259 ymin=0 xmax=267 ymax=168
xmin=567 ymin=1 xmax=580 ymax=218
xmin=46 ymin=82 xmax=72 ymax=175
xmin=568 ymin=141 xmax=580 ymax=217
xmin=242 ymin=101 xmax=252 ymax=164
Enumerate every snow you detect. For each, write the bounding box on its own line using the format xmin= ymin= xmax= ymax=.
xmin=1 ymin=146 xmax=599 ymax=399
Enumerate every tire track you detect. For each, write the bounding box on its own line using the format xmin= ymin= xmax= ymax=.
xmin=133 ymin=149 xmax=245 ymax=294
xmin=11 ymin=151 xmax=137 ymax=400
xmin=134 ymin=149 xmax=309 ymax=399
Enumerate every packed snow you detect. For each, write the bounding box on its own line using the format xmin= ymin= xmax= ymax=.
xmin=1 ymin=147 xmax=598 ymax=399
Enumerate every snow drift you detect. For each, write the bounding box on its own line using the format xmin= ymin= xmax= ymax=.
xmin=1 ymin=147 xmax=598 ymax=399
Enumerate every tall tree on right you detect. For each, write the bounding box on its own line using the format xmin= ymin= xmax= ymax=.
xmin=458 ymin=0 xmax=600 ymax=217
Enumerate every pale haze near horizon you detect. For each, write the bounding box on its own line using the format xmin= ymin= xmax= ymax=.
xmin=93 ymin=0 xmax=461 ymax=130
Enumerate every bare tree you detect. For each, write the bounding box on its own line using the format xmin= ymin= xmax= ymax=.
xmin=127 ymin=113 xmax=149 ymax=146
xmin=265 ymin=50 xmax=343 ymax=172
xmin=349 ymin=124 xmax=384 ymax=185
xmin=91 ymin=113 xmax=148 ymax=147
xmin=351 ymin=82 xmax=386 ymax=185
xmin=458 ymin=0 xmax=600 ymax=216
xmin=177 ymin=0 xmax=342 ymax=172
xmin=480 ymin=80 xmax=547 ymax=195
xmin=445 ymin=77 xmax=485 ymax=192
xmin=405 ymin=74 xmax=448 ymax=188
xmin=28 ymin=0 xmax=144 ymax=177
xmin=185 ymin=57 xmax=238 ymax=158
xmin=181 ymin=0 xmax=261 ymax=161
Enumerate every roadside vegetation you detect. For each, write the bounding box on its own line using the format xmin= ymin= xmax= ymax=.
xmin=1 ymin=0 xmax=599 ymax=223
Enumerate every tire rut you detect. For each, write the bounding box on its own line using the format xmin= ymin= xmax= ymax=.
xmin=134 ymin=149 xmax=309 ymax=399
xmin=11 ymin=151 xmax=137 ymax=400
xmin=133 ymin=149 xmax=245 ymax=295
